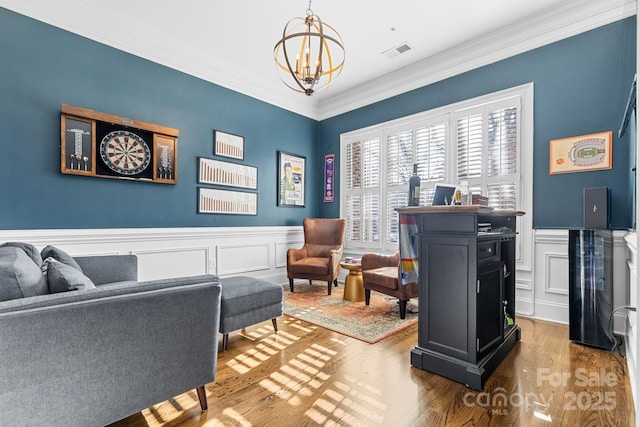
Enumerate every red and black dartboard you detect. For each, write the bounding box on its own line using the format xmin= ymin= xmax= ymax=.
xmin=99 ymin=130 xmax=151 ymax=176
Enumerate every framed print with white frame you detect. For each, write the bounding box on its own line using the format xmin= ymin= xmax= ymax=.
xmin=198 ymin=188 xmax=257 ymax=215
xmin=198 ymin=157 xmax=257 ymax=189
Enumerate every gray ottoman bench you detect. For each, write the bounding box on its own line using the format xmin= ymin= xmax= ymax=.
xmin=219 ymin=276 xmax=284 ymax=351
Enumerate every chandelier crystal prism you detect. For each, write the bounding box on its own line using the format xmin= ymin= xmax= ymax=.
xmin=274 ymin=0 xmax=345 ymax=96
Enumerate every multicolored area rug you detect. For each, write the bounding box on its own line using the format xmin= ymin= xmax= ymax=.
xmin=282 ymin=282 xmax=418 ymax=344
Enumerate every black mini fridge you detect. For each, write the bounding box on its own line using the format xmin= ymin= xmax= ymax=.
xmin=568 ymin=229 xmax=614 ymax=349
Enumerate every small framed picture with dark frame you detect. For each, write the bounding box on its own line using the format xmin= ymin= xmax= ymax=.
xmin=214 ymin=130 xmax=244 ymax=160
xmin=277 ymin=150 xmax=305 ymax=207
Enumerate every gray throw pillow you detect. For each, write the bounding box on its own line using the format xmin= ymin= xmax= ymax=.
xmin=41 ymin=245 xmax=82 ymax=272
xmin=0 ymin=242 xmax=43 ymax=266
xmin=0 ymin=246 xmax=48 ymax=301
xmin=44 ymin=258 xmax=96 ymax=293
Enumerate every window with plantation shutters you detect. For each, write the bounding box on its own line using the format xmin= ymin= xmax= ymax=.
xmin=340 ymin=84 xmax=532 ymax=256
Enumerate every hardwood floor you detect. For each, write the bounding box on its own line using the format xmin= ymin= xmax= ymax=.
xmin=111 ymin=316 xmax=635 ymax=427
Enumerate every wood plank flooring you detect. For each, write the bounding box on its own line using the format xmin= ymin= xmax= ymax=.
xmin=110 ymin=316 xmax=635 ymax=427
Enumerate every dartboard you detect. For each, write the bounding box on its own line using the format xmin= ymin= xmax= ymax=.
xmin=99 ymin=130 xmax=151 ymax=175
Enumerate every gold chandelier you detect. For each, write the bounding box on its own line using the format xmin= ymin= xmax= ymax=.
xmin=274 ymin=0 xmax=345 ymax=96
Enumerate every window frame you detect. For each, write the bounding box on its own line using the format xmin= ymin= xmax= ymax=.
xmin=340 ymin=83 xmax=534 ymax=272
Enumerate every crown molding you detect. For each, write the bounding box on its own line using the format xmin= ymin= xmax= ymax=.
xmin=1 ymin=0 xmax=635 ymax=121
xmin=315 ymin=0 xmax=637 ymax=120
xmin=0 ymin=0 xmax=320 ymax=119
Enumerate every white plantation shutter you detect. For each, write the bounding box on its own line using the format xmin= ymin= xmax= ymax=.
xmin=345 ymin=142 xmax=360 ymax=190
xmin=344 ymin=136 xmax=381 ymax=245
xmin=386 ymin=129 xmax=413 ymax=244
xmin=344 ymin=194 xmax=361 ymax=241
xmin=487 ymin=183 xmax=517 ymax=209
xmin=386 ymin=191 xmax=407 ymax=243
xmin=341 ymin=87 xmax=528 ymax=252
xmin=362 ymin=193 xmax=380 ymax=242
xmin=387 ymin=130 xmax=413 ymax=186
xmin=455 ymin=102 xmax=519 ymax=210
xmin=488 ymin=107 xmax=518 ymax=177
xmin=457 ymin=113 xmax=484 ymax=180
xmin=485 ymin=105 xmax=519 ymax=209
xmin=416 ymin=124 xmax=446 ymax=182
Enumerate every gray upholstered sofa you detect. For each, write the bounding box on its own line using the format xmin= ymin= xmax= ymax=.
xmin=0 ymin=244 xmax=222 ymax=427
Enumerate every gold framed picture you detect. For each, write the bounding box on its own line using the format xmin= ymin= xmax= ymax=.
xmin=549 ymin=131 xmax=612 ymax=174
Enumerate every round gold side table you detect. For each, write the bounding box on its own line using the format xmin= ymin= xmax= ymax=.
xmin=340 ymin=261 xmax=365 ymax=302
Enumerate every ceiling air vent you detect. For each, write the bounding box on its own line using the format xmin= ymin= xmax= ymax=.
xmin=382 ymin=42 xmax=413 ymax=59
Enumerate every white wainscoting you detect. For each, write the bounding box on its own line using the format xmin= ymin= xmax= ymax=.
xmin=2 ymin=226 xmax=633 ymax=329
xmin=625 ymin=232 xmax=638 ymax=407
xmin=0 ymin=226 xmax=303 ymax=283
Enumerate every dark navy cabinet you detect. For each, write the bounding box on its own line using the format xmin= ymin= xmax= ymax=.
xmin=396 ymin=206 xmax=523 ymax=390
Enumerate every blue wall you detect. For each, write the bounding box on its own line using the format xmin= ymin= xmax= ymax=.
xmin=1 ymin=9 xmax=636 ymax=230
xmin=0 ymin=8 xmax=319 ymax=229
xmin=318 ymin=18 xmax=637 ymax=229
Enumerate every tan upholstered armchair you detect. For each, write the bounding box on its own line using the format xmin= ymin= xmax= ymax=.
xmin=361 ymin=252 xmax=419 ymax=319
xmin=287 ymin=218 xmax=346 ymax=295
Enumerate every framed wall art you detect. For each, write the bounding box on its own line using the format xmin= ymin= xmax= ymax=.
xmin=214 ymin=130 xmax=244 ymax=160
xmin=198 ymin=157 xmax=257 ymax=189
xmin=277 ymin=151 xmax=305 ymax=207
xmin=324 ymin=153 xmax=335 ymax=203
xmin=198 ymin=188 xmax=257 ymax=215
xmin=549 ymin=131 xmax=612 ymax=174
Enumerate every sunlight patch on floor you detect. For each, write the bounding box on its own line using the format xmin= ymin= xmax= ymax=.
xmin=225 ymin=324 xmax=302 ymax=374
xmin=202 ymin=407 xmax=253 ymax=426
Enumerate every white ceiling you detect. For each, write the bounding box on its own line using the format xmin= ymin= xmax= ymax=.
xmin=0 ymin=0 xmax=635 ymax=119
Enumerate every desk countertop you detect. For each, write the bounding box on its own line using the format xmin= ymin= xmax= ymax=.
xmin=395 ymin=205 xmax=525 ymax=216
